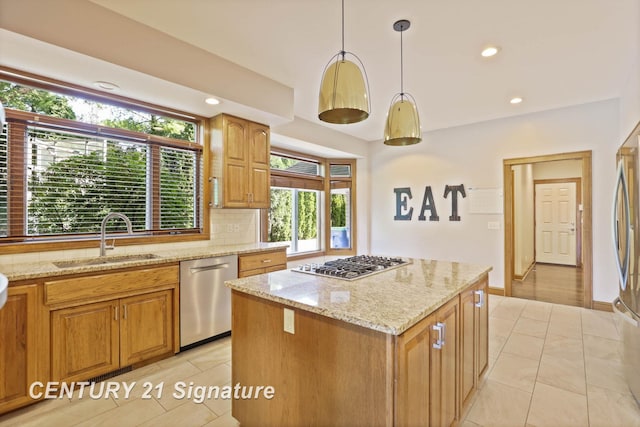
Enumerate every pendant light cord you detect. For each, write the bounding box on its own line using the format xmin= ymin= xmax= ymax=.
xmin=341 ymin=0 xmax=345 ymax=57
xmin=400 ymin=25 xmax=404 ymax=97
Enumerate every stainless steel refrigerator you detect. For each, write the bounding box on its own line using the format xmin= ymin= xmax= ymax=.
xmin=613 ymin=122 xmax=640 ymax=405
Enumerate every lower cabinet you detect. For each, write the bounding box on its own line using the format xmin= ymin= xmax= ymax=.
xmin=396 ymin=296 xmax=459 ymax=427
xmin=0 ymin=284 xmax=39 ymax=414
xmin=460 ymin=277 xmax=489 ymax=412
xmin=51 ymin=290 xmax=174 ymax=382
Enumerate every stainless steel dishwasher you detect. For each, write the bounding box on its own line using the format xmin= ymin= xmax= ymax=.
xmin=180 ymin=255 xmax=238 ymax=349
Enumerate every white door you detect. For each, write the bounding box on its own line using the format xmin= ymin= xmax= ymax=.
xmin=535 ymin=182 xmax=577 ymax=266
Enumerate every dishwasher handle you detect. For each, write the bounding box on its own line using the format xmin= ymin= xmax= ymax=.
xmin=189 ymin=263 xmax=230 ymax=274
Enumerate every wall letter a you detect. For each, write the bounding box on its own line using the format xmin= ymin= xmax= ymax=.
xmin=418 ymin=186 xmax=439 ymax=221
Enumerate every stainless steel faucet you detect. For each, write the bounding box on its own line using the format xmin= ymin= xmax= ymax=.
xmin=100 ymin=213 xmax=133 ymax=256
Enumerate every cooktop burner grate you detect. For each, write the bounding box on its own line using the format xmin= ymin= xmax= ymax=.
xmin=293 ymin=255 xmax=409 ymax=280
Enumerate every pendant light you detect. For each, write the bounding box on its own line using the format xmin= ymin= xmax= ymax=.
xmin=318 ymin=0 xmax=370 ymax=124
xmin=384 ymin=19 xmax=422 ymax=146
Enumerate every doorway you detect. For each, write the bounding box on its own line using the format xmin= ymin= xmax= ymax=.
xmin=503 ymin=151 xmax=593 ymax=308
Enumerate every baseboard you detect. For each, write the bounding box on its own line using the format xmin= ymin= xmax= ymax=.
xmin=488 ymin=287 xmax=504 ymax=296
xmin=592 ymin=300 xmax=613 ymax=312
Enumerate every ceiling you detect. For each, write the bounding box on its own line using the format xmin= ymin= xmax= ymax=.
xmin=1 ymin=0 xmax=638 ymax=144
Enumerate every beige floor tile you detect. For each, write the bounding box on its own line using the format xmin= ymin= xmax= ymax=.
xmin=113 ymin=360 xmax=202 ymax=403
xmin=536 ymin=354 xmax=586 ymax=395
xmin=155 ymin=363 xmax=232 ymax=411
xmin=465 ymin=379 xmax=531 ymax=427
xmin=186 ymin=341 xmax=233 ymax=372
xmin=520 ymin=301 xmax=553 ymax=322
xmin=73 ymin=397 xmax=165 ymax=427
xmin=547 ymin=316 xmax=582 ymax=338
xmin=512 ymin=317 xmax=548 ymax=339
xmin=585 ymin=356 xmax=630 ymax=394
xmin=489 ymin=334 xmax=507 ymax=360
xmin=203 ymin=412 xmax=240 ymax=427
xmin=460 ymin=420 xmax=482 ymax=427
xmin=587 ymin=384 xmax=640 ymax=427
xmin=491 ymin=303 xmax=525 ymax=322
xmin=488 ymin=352 xmax=539 ymax=393
xmin=138 ymin=400 xmax=218 ymax=427
xmin=0 ymin=396 xmax=113 ymax=427
xmin=525 ymin=382 xmax=588 ymax=427
xmin=582 ymin=309 xmax=621 ymax=340
xmin=502 ymin=332 xmax=544 ymax=361
xmin=490 ymin=316 xmax=517 ymax=339
xmin=583 ymin=333 xmax=624 ymax=361
xmin=203 ymin=382 xmax=233 ymax=417
xmin=542 ymin=334 xmax=583 ymax=361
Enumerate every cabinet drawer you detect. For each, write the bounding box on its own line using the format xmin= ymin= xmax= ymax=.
xmin=44 ymin=265 xmax=179 ymax=307
xmin=238 ymin=250 xmax=286 ymax=273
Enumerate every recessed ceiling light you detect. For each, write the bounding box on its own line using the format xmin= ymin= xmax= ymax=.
xmin=205 ymin=97 xmax=220 ymax=105
xmin=93 ymin=81 xmax=119 ymax=91
xmin=481 ymin=46 xmax=500 ymax=58
xmin=510 ymin=97 xmax=523 ymax=104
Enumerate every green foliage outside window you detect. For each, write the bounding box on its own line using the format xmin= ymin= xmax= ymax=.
xmin=331 ymin=194 xmax=347 ymax=227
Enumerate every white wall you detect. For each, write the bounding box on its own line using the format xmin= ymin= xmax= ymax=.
xmin=532 ymin=160 xmax=582 ymax=180
xmin=369 ymin=99 xmax=619 ymax=303
xmin=513 ymin=164 xmax=534 ymax=277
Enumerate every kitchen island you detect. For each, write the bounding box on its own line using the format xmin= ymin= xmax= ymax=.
xmin=226 ymin=258 xmax=492 ymax=427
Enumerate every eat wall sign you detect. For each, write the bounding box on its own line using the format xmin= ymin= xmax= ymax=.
xmin=393 ymin=185 xmax=466 ymax=222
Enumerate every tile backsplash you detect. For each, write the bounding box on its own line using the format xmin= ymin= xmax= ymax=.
xmin=210 ymin=209 xmax=260 ymax=245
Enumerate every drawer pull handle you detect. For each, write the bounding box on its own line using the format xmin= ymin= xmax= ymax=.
xmin=262 ymin=259 xmax=272 ymax=263
xmin=474 ymin=290 xmax=485 ymax=308
xmin=433 ymin=322 xmax=445 ymax=349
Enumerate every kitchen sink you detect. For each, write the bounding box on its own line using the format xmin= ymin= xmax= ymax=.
xmin=53 ymin=253 xmax=161 ymax=268
xmin=0 ymin=273 xmax=7 ymax=309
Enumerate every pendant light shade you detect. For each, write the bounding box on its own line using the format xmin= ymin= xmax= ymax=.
xmin=384 ymin=19 xmax=421 ymax=146
xmin=384 ymin=93 xmax=421 ymax=146
xmin=318 ymin=0 xmax=370 ymax=124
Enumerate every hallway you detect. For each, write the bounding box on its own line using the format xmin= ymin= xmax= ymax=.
xmin=512 ymin=263 xmax=584 ymax=307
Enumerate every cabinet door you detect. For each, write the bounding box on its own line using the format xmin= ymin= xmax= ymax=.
xmin=460 ymin=287 xmax=477 ymax=409
xmin=248 ymin=123 xmax=270 ymax=208
xmin=430 ymin=297 xmax=459 ymax=427
xmin=0 ymin=285 xmax=38 ymax=413
xmin=51 ymin=300 xmax=119 ymax=382
xmin=476 ymin=279 xmax=489 ymax=380
xmin=396 ymin=315 xmax=432 ymax=427
xmin=224 ymin=116 xmax=249 ymax=207
xmin=120 ymin=290 xmax=173 ymax=366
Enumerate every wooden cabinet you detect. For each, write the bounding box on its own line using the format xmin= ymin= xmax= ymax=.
xmin=51 ymin=300 xmax=119 ymax=382
xmin=238 ymin=248 xmax=287 ymax=277
xmin=210 ymin=114 xmax=270 ymax=208
xmin=47 ymin=265 xmax=179 ymax=383
xmin=460 ymin=277 xmax=489 ymax=413
xmin=0 ymin=284 xmax=39 ymax=414
xmin=396 ymin=296 xmax=459 ymax=427
xmin=51 ymin=290 xmax=174 ymax=382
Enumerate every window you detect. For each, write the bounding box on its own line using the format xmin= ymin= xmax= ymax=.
xmin=0 ymin=74 xmax=204 ymax=248
xmin=329 ymin=161 xmax=355 ymax=251
xmin=264 ymin=150 xmax=356 ymax=256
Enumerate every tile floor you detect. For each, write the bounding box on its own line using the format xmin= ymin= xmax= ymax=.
xmin=2 ymin=295 xmax=640 ymax=426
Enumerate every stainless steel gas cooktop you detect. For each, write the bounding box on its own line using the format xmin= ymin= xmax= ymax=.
xmin=293 ymin=255 xmax=410 ymax=280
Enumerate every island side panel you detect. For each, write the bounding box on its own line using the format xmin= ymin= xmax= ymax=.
xmin=231 ymin=290 xmax=395 ymax=427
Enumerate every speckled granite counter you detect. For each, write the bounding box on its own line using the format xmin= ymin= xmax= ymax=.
xmin=2 ymin=242 xmax=288 ymax=282
xmin=226 ymin=258 xmax=492 ymax=335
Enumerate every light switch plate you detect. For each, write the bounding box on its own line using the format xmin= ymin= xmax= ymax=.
xmin=487 ymin=221 xmax=500 ymax=230
xmin=284 ymin=308 xmax=295 ymax=334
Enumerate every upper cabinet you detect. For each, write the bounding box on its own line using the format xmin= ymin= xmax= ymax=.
xmin=210 ymin=114 xmax=271 ymax=209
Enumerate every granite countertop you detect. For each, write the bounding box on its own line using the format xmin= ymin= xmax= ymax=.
xmin=2 ymin=242 xmax=288 ymax=282
xmin=225 ymin=258 xmax=492 ymax=336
